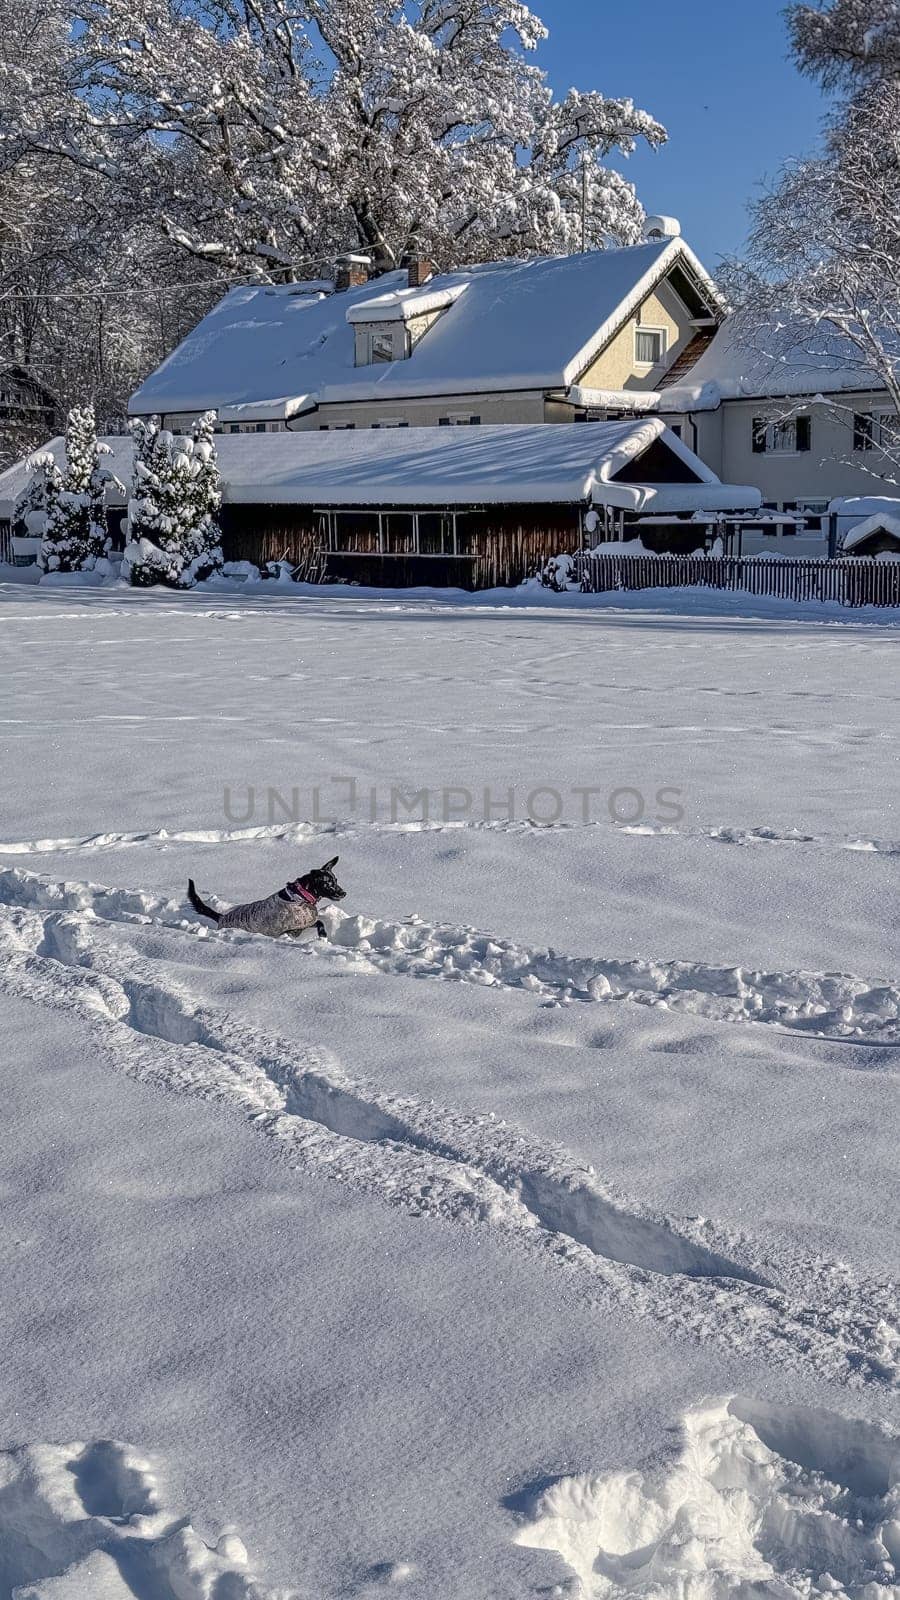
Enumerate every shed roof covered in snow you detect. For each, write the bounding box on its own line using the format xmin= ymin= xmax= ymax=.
xmin=657 ymin=314 xmax=895 ymax=412
xmin=0 ymin=421 xmax=762 ymax=517
xmin=840 ymin=512 xmax=900 ymax=552
xmin=127 ymin=238 xmax=723 ymax=421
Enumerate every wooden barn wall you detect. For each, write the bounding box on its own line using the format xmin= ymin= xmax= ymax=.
xmin=471 ymin=507 xmax=582 ymax=589
xmin=218 ymin=501 xmax=583 ymax=589
xmin=219 ymin=504 xmax=321 ymax=567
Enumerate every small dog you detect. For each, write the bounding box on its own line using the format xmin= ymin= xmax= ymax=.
xmin=187 ymin=856 xmax=346 ymax=939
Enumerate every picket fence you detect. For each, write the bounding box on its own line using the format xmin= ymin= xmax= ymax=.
xmin=573 ymin=551 xmax=900 ymax=609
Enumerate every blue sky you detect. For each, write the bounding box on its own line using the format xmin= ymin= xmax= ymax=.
xmin=533 ymin=0 xmax=830 ymax=268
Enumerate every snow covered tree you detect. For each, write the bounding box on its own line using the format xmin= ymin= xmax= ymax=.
xmin=12 ymin=451 xmax=61 ymax=547
xmin=733 ymin=2 xmax=900 ymax=484
xmin=787 ymin=0 xmax=900 ymax=88
xmin=31 ymin=406 xmax=117 ymax=572
xmin=3 ymin=0 xmax=665 ymax=280
xmin=124 ymin=411 xmax=223 ymax=587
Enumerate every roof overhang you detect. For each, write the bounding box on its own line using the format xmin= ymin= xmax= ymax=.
xmin=217 ymin=395 xmax=317 ymax=424
xmin=594 ymin=482 xmax=763 ymax=513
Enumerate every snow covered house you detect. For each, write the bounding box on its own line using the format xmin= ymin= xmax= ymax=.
xmin=649 ymin=322 xmax=900 ymax=553
xmin=126 ymin=225 xmax=900 ymax=560
xmin=127 ymin=224 xmax=728 ymax=436
xmin=0 ymin=421 xmax=761 ymax=588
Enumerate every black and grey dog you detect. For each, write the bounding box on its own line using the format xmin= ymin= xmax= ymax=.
xmin=187 ymin=856 xmax=346 ymax=939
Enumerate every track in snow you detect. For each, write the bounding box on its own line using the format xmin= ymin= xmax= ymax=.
xmin=514 ymin=1395 xmax=900 ymax=1598
xmin=0 ymin=1437 xmax=271 ymax=1598
xmin=0 ymin=816 xmax=897 ymax=858
xmin=1 ymin=866 xmax=898 ymax=1046
xmin=0 ymin=873 xmax=898 ymax=1389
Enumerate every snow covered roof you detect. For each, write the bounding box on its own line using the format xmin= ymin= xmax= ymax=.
xmin=659 ymin=315 xmax=892 ymax=412
xmin=841 ymin=512 xmax=900 ymax=551
xmin=829 ymin=495 xmax=900 ymax=518
xmin=0 ymin=421 xmax=761 ymax=515
xmin=127 ymin=238 xmax=723 ymax=419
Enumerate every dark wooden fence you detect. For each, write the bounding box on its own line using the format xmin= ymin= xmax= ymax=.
xmin=574 ymin=552 xmax=900 ymax=609
xmin=0 ymin=520 xmax=12 ymax=564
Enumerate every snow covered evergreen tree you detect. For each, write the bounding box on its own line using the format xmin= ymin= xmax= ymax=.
xmin=124 ymin=412 xmax=223 ymax=588
xmin=29 ymin=407 xmax=116 ymax=572
xmin=12 ymin=452 xmax=61 ymax=548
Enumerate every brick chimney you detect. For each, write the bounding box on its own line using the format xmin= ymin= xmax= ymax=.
xmin=402 ymin=250 xmax=435 ymax=289
xmin=335 ymin=253 xmax=371 ymax=292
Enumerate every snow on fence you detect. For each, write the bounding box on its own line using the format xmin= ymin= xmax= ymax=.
xmin=574 ymin=552 xmax=900 ymax=609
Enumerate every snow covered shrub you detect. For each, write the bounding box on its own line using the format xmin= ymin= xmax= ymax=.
xmin=124 ymin=412 xmax=223 ymax=588
xmin=24 ymin=407 xmax=116 ymax=573
xmin=538 ymin=553 xmax=578 ymax=591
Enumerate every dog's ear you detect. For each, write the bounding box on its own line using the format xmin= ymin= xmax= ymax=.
xmin=323 ymin=855 xmax=339 ymax=869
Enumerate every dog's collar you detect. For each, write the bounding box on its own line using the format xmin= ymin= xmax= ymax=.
xmin=282 ymin=880 xmax=318 ymax=906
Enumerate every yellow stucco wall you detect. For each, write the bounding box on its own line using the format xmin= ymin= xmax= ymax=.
xmin=577 ymin=279 xmax=697 ymax=392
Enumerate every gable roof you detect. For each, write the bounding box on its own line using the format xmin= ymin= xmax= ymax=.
xmin=0 ymin=420 xmax=760 ymax=517
xmin=127 ymin=238 xmax=723 ymax=422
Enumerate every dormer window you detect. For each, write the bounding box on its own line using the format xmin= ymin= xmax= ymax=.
xmin=356 ymin=321 xmax=409 ymax=366
xmin=371 ymin=330 xmax=397 ymax=363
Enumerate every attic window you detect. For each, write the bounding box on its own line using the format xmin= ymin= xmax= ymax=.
xmin=635 ymin=327 xmax=666 ymax=366
xmin=371 ymin=331 xmax=395 ymax=363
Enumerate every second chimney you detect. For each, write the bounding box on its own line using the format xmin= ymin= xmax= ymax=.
xmin=403 ymin=252 xmax=435 ymax=289
xmin=335 ymin=253 xmax=371 ymax=292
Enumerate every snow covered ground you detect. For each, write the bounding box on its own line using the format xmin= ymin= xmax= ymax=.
xmin=1 ymin=579 xmax=898 ymax=1599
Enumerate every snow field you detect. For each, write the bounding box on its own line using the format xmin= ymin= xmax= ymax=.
xmin=0 ymin=584 xmax=898 ymax=1597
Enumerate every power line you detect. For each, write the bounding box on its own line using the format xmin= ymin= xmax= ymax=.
xmin=0 ymin=261 xmax=337 ymax=303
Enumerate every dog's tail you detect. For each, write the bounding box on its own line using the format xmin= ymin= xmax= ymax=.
xmin=187 ymin=878 xmax=221 ymax=924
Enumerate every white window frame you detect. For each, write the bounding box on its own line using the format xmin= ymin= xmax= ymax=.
xmin=438 ymin=412 xmax=482 ymax=425
xmin=634 ymin=325 xmax=667 ymax=368
xmin=752 ymin=416 xmax=811 ymax=456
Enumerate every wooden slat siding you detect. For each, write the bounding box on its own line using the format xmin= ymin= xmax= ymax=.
xmin=574 ymin=553 xmax=900 ymax=609
xmin=218 ymin=504 xmax=322 ymax=569
xmin=472 ymin=519 xmax=582 ymax=589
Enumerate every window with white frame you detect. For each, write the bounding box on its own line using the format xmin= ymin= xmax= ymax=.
xmin=751 ymin=415 xmax=811 ymax=454
xmin=634 ymin=326 xmax=666 ymax=366
xmin=438 ymin=413 xmax=482 ymax=425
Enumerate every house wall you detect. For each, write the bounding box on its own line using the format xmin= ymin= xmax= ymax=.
xmin=290 ymin=388 xmax=548 ymax=429
xmin=718 ymin=392 xmax=896 ymax=504
xmin=576 ymin=279 xmax=700 ymax=393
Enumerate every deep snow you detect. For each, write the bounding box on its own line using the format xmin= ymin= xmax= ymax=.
xmin=0 ymin=580 xmax=898 ymax=1598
